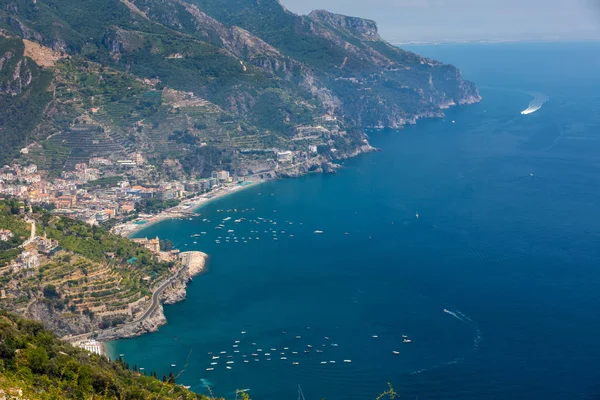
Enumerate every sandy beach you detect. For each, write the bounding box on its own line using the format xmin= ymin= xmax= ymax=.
xmin=113 ymin=178 xmax=268 ymax=238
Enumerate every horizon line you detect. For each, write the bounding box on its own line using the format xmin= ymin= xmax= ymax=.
xmin=391 ymin=37 xmax=600 ymax=46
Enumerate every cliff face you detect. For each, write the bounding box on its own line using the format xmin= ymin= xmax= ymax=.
xmin=95 ymin=252 xmax=208 ymax=341
xmin=308 ymin=10 xmax=380 ymax=40
xmin=187 ymin=0 xmax=481 ymax=127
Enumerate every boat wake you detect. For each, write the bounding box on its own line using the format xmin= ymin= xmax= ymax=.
xmin=443 ymin=308 xmax=466 ymax=321
xmin=411 ymin=308 xmax=482 ymax=375
xmin=520 ymin=92 xmax=549 ymax=115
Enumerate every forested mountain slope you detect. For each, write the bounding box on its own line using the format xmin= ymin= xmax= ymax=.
xmin=0 ymin=0 xmax=479 ymax=175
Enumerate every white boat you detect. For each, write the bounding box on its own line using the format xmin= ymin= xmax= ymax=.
xmin=226 ymin=361 xmax=234 ymax=364
xmin=296 ymin=336 xmax=301 ymax=339
xmin=292 ymin=362 xmax=299 ymax=365
xmin=392 ymin=351 xmax=400 ymax=355
xmin=228 ymin=229 xmax=234 ymax=233
xmin=212 ymin=356 xmax=219 ymax=359
xmin=343 ymin=359 xmax=352 ymax=363
xmin=241 ymin=331 xmax=247 ymax=334
xmin=264 ymin=353 xmax=271 ymax=356
xmin=331 ymin=343 xmax=339 ymax=347
xmin=226 ymin=366 xmax=232 ymax=370
xmin=206 ymin=368 xmax=214 ymax=371
xmin=244 ymin=360 xmax=249 ymax=363
xmin=372 ymin=335 xmax=378 ymax=338
xmin=314 ymin=230 xmax=324 ymax=234
xmin=281 ymin=357 xmax=287 ymax=360
xmin=211 ymin=362 xmax=218 ymax=365
xmin=403 ymin=339 xmax=412 ymax=343
xmin=320 ymin=361 xmax=327 ymax=364
xmin=402 ymin=335 xmax=408 ymax=338
xmin=415 ymin=211 xmax=419 ymax=219
xmin=329 ymin=361 xmax=336 ymax=364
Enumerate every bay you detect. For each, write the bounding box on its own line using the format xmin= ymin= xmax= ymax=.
xmin=110 ymin=42 xmax=600 ymax=399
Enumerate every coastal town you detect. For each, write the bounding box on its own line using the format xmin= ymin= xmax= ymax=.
xmin=0 ymin=143 xmax=342 ymax=356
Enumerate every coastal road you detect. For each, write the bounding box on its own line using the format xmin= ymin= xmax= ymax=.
xmin=64 ymin=264 xmax=188 ymax=343
xmin=138 ymin=264 xmax=188 ymax=322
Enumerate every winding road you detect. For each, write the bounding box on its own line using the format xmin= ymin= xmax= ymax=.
xmin=65 ymin=264 xmax=188 ymax=343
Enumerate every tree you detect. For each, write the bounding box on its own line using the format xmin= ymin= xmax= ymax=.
xmin=159 ymin=239 xmax=173 ymax=252
xmin=168 ymin=371 xmax=176 ymax=384
xmin=42 ymin=284 xmax=59 ymax=299
xmin=25 ymin=347 xmax=49 ymax=373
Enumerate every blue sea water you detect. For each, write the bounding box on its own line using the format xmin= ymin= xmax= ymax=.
xmin=111 ymin=42 xmax=600 ymax=399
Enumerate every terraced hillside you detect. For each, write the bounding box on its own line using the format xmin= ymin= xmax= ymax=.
xmin=0 ymin=199 xmax=176 ymax=336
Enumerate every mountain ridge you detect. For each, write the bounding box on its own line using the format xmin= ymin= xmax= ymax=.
xmin=0 ymin=0 xmax=480 ymax=178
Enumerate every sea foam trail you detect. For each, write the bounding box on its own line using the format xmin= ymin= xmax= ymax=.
xmin=521 ymin=92 xmax=549 ymax=115
xmin=411 ymin=308 xmax=483 ymax=375
xmin=443 ymin=308 xmax=464 ymax=321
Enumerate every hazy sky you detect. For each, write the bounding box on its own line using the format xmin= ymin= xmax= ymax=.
xmin=279 ymin=0 xmax=600 ymax=43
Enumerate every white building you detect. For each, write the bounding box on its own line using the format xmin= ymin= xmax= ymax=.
xmin=0 ymin=229 xmax=13 ymax=241
xmin=277 ymin=151 xmax=293 ymax=163
xmin=212 ymin=170 xmax=230 ymax=182
xmin=77 ymin=340 xmax=103 ymax=356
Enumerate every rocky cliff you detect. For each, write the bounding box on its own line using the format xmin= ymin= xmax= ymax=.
xmin=95 ymin=252 xmax=208 ymax=341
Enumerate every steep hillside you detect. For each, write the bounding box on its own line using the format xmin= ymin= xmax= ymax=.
xmin=0 ymin=311 xmax=208 ymax=399
xmin=0 ymin=199 xmax=178 ymax=337
xmin=0 ymin=0 xmax=479 ymax=174
xmin=0 ymin=35 xmax=53 ymax=164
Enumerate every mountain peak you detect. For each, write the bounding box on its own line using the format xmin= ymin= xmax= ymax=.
xmin=308 ymin=10 xmax=380 ymax=40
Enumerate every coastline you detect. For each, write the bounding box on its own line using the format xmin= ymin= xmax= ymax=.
xmin=113 ymin=177 xmax=268 ymax=238
xmin=94 ymin=251 xmax=208 ymax=342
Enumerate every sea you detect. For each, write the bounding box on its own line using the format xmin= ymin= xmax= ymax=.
xmin=109 ymin=42 xmax=600 ymax=399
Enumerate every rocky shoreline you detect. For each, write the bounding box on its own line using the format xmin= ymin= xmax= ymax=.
xmin=95 ymin=252 xmax=208 ymax=343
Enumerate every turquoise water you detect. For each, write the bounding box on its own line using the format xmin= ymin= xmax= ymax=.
xmin=112 ymin=42 xmax=600 ymax=399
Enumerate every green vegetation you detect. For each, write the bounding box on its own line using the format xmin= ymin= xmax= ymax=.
xmin=83 ymin=175 xmax=123 ymax=189
xmin=0 ymin=200 xmax=175 ymax=332
xmin=0 ymin=37 xmax=53 ymax=165
xmin=0 ymin=0 xmax=478 ymax=175
xmin=0 ymin=200 xmax=30 ymax=265
xmin=135 ymin=199 xmax=181 ymax=214
xmin=0 ymin=311 xmax=210 ymax=399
